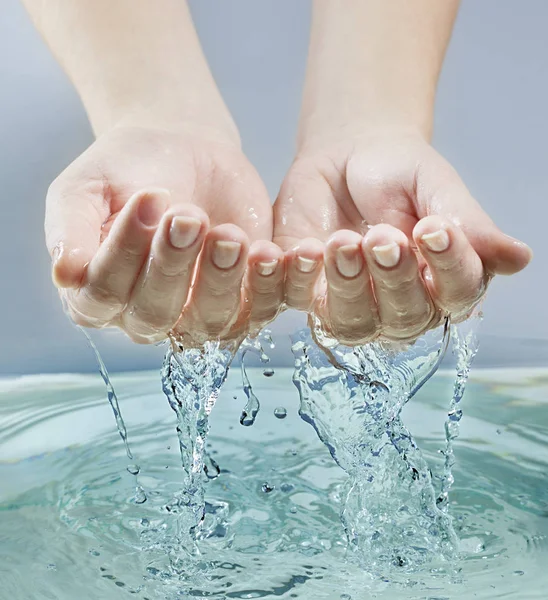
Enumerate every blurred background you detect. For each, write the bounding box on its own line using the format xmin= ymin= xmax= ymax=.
xmin=0 ymin=0 xmax=545 ymax=374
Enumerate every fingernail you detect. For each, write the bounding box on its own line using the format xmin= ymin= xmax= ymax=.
xmin=137 ymin=191 xmax=167 ymax=227
xmin=421 ymin=229 xmax=449 ymax=252
xmin=335 ymin=244 xmax=362 ymax=277
xmin=169 ymin=216 xmax=201 ymax=249
xmin=212 ymin=240 xmax=241 ymax=269
xmin=256 ymin=259 xmax=278 ymax=276
xmin=296 ymin=256 xmax=318 ymax=273
xmin=372 ymin=242 xmax=401 ymax=268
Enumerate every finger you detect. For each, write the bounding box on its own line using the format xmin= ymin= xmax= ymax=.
xmin=414 ymin=216 xmax=486 ymax=318
xmin=317 ymin=230 xmax=378 ymax=345
xmin=418 ymin=155 xmax=532 ymax=275
xmin=284 ymin=238 xmax=324 ymax=311
xmin=68 ymin=188 xmax=168 ymax=326
xmin=245 ymin=241 xmax=285 ymax=332
xmin=122 ymin=205 xmax=209 ymax=341
xmin=46 ymin=174 xmax=110 ymax=289
xmin=362 ymin=224 xmax=437 ymax=342
xmin=178 ymin=224 xmax=249 ymax=342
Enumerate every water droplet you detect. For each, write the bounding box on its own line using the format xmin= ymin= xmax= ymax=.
xmin=47 ymin=564 xmax=57 ymax=571
xmin=88 ymin=549 xmax=100 ymax=557
xmin=240 ymin=409 xmax=258 ymax=427
xmin=263 ymin=368 xmax=275 ymax=377
xmin=513 ymin=570 xmax=525 ymax=576
xmin=280 ymin=483 xmax=294 ymax=493
xmin=261 ymin=482 xmax=275 ymax=493
xmin=341 ymin=595 xmax=352 ymax=600
xmin=127 ymin=464 xmax=140 ymax=476
xmin=274 ymin=407 xmax=287 ymax=419
xmin=134 ymin=486 xmax=147 ymax=504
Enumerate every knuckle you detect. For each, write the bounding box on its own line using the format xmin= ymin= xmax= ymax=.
xmin=106 ymin=240 xmax=146 ymax=261
xmin=329 ymin=281 xmax=369 ymax=300
xmin=329 ymin=317 xmax=379 ymax=346
xmin=82 ymin=282 xmax=126 ymax=311
xmin=203 ymin=279 xmax=242 ymax=299
xmin=123 ymin=305 xmax=178 ymax=336
xmin=155 ymin=261 xmax=191 ymax=280
xmin=69 ymin=288 xmax=120 ymax=325
xmin=381 ymin=300 xmax=437 ymax=340
xmin=66 ymin=307 xmax=100 ymax=329
xmin=376 ymin=273 xmax=417 ymax=293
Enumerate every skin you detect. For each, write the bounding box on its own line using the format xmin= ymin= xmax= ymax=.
xmin=273 ymin=0 xmax=532 ymax=345
xmin=23 ymin=0 xmax=532 ymax=348
xmin=24 ymin=0 xmax=284 ymax=346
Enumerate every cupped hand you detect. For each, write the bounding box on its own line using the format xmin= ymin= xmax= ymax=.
xmin=47 ymin=125 xmax=284 ymax=345
xmin=274 ymin=131 xmax=532 ymax=345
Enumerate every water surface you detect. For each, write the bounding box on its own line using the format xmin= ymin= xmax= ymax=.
xmin=1 ymin=363 xmax=547 ymax=598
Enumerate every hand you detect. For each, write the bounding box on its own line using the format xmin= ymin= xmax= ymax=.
xmin=47 ymin=125 xmax=283 ymax=345
xmin=274 ymin=131 xmax=532 ymax=345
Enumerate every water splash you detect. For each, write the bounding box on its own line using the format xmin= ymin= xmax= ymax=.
xmin=238 ymin=335 xmax=270 ymax=427
xmin=291 ymin=319 xmax=458 ymax=572
xmin=437 ymin=314 xmax=481 ymax=511
xmin=79 ymin=327 xmax=146 ymax=504
xmin=159 ymin=338 xmax=235 ymax=564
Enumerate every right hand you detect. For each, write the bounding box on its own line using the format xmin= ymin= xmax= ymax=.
xmin=47 ymin=125 xmax=283 ymax=346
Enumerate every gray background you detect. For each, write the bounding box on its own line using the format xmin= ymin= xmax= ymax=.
xmin=0 ymin=0 xmax=545 ymax=374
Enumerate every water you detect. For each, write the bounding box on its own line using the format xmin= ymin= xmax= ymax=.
xmin=291 ymin=322 xmax=459 ymax=572
xmin=1 ymin=340 xmax=548 ymax=597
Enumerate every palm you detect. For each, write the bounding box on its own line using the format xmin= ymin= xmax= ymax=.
xmin=273 ymin=134 xmax=531 ymax=344
xmin=74 ymin=127 xmax=272 ymax=244
xmin=275 ymin=136 xmax=453 ymax=250
xmin=47 ymin=126 xmax=281 ymax=345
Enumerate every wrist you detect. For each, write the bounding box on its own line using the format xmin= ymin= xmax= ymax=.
xmin=84 ymin=78 xmax=240 ymax=146
xmin=296 ymin=116 xmax=430 ymax=157
xmin=298 ymin=0 xmax=457 ymax=153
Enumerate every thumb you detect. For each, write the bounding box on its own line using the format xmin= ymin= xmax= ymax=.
xmin=420 ymin=155 xmax=532 ymax=276
xmin=45 ymin=176 xmax=108 ymax=288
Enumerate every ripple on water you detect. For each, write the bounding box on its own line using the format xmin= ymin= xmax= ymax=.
xmin=1 ymin=345 xmax=548 ymax=598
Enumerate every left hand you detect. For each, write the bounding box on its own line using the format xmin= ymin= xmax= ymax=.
xmin=273 ymin=131 xmax=532 ymax=345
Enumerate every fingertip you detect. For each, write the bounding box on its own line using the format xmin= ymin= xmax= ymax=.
xmin=207 ymin=223 xmax=250 ymax=248
xmin=413 ymin=216 xmax=451 ymax=252
xmin=493 ymin=235 xmax=533 ymax=275
xmin=204 ymin=225 xmax=250 ymax=271
xmin=248 ymin=240 xmax=284 ymax=263
xmin=362 ymin=224 xmax=408 ymax=251
xmin=362 ymin=224 xmax=408 ymax=270
xmin=132 ymin=187 xmax=170 ymax=228
xmin=286 ymin=237 xmax=324 ymax=271
xmin=326 ymin=229 xmax=363 ymax=251
xmin=51 ymin=245 xmax=89 ymax=289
